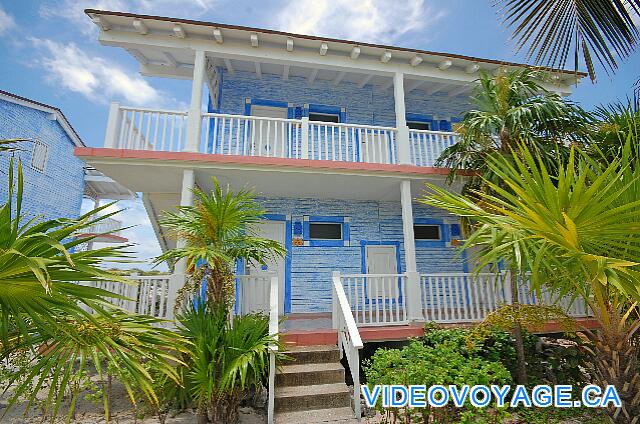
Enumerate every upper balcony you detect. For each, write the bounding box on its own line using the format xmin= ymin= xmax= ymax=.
xmin=104 ymin=104 xmax=460 ymax=168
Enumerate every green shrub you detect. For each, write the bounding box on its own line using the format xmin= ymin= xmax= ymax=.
xmin=364 ymin=340 xmax=511 ymax=423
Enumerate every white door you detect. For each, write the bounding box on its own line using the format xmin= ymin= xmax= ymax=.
xmin=365 ymin=245 xmax=398 ymax=299
xmin=245 ymin=221 xmax=286 ymax=314
xmin=251 ymin=105 xmax=288 ymax=157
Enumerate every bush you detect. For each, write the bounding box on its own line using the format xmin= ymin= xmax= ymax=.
xmin=364 ymin=339 xmax=511 ymax=423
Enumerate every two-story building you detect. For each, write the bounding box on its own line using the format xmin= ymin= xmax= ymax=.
xmin=76 ymin=9 xmax=587 ymax=328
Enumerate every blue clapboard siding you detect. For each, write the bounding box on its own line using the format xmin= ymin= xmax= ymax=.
xmin=0 ymin=99 xmax=85 ymax=221
xmin=257 ymin=196 xmax=465 ymax=313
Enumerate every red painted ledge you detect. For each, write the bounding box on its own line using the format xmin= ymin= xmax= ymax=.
xmin=75 ymin=147 xmax=474 ymax=177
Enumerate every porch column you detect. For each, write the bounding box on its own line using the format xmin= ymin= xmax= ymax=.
xmin=400 ymin=180 xmax=423 ymax=321
xmin=393 ymin=72 xmax=411 ymax=165
xmin=168 ymin=169 xmax=195 ymax=319
xmin=185 ymin=50 xmax=206 ymax=153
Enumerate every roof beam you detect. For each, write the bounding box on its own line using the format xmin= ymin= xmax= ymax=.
xmin=426 ymin=83 xmax=450 ymax=95
xmin=250 ymin=33 xmax=259 ymax=47
xmin=91 ymin=16 xmax=110 ymax=31
xmin=332 ymin=71 xmax=346 ymax=87
xmin=163 ymin=52 xmax=178 ymax=67
xmin=465 ymin=63 xmax=480 ymax=74
xmin=132 ymin=18 xmax=148 ymax=35
xmin=438 ymin=60 xmax=452 ymax=70
xmin=223 ymin=58 xmax=235 ymax=75
xmin=128 ymin=48 xmax=148 ymax=65
xmin=307 ymin=68 xmax=318 ymax=85
xmin=357 ymin=74 xmax=373 ymax=88
xmin=140 ymin=63 xmax=194 ymax=79
xmin=254 ymin=62 xmax=262 ymax=78
xmin=286 ymin=38 xmax=294 ymax=52
xmin=405 ymin=79 xmax=425 ymax=93
xmin=350 ymin=46 xmax=361 ymax=59
xmin=410 ymin=55 xmax=423 ymax=67
xmin=380 ymin=51 xmax=392 ymax=63
xmin=319 ymin=42 xmax=328 ymax=56
xmin=97 ymin=30 xmax=573 ymax=93
xmin=447 ymin=84 xmax=473 ymax=98
xmin=172 ymin=24 xmax=186 ymax=38
xmin=282 ymin=64 xmax=290 ymax=80
xmin=213 ymin=28 xmax=223 ymax=43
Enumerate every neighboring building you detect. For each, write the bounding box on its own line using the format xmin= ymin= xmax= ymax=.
xmin=0 ymin=90 xmax=86 ymax=221
xmin=77 ymin=10 xmax=588 ymax=321
xmin=0 ymin=90 xmax=134 ymax=239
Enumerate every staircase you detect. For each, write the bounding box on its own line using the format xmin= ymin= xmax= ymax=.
xmin=275 ymin=345 xmax=358 ymax=423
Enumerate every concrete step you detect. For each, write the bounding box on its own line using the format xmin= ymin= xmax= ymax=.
xmin=285 ymin=345 xmax=340 ymax=365
xmin=275 ymin=382 xmax=351 ymax=413
xmin=275 ymin=407 xmax=358 ymax=423
xmin=276 ymin=362 xmax=345 ymax=387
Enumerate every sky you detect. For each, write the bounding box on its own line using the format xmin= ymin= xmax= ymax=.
xmin=1 ymin=0 xmax=639 ymax=270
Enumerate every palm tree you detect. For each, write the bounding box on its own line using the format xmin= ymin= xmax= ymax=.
xmin=172 ymin=302 xmax=283 ymax=424
xmin=495 ymin=0 xmax=640 ymax=82
xmin=155 ymin=178 xmax=286 ymax=311
xmin=0 ymin=158 xmax=186 ymax=422
xmin=421 ymin=142 xmax=640 ymax=423
xmin=436 ymin=68 xmax=592 ymax=383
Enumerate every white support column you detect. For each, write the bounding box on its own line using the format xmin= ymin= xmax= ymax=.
xmin=185 ymin=50 xmax=207 ymax=153
xmin=104 ymin=102 xmax=122 ymax=148
xmin=300 ymin=116 xmax=309 ymax=159
xmin=400 ymin=180 xmax=423 ymax=321
xmin=168 ymin=169 xmax=195 ymax=319
xmin=393 ymin=72 xmax=411 ymax=165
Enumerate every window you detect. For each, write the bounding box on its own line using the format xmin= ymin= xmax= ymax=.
xmin=308 ymin=112 xmax=340 ymax=123
xmin=31 ymin=141 xmax=48 ymax=172
xmin=407 ymin=121 xmax=431 ymax=131
xmin=309 ymin=222 xmax=342 ymax=240
xmin=414 ymin=224 xmax=441 ymax=240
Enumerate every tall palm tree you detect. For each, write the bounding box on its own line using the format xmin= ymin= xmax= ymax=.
xmin=438 ymin=68 xmax=592 ymax=194
xmin=436 ymin=68 xmax=592 ymax=383
xmin=495 ymin=0 xmax=640 ymax=82
xmin=155 ymin=178 xmax=286 ymax=311
xmin=421 ymin=142 xmax=640 ymax=423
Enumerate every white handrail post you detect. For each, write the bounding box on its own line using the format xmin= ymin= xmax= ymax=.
xmin=300 ymin=116 xmax=309 ymax=159
xmin=332 ymin=271 xmax=340 ymax=329
xmin=267 ymin=275 xmax=278 ymax=424
xmin=104 ymin=102 xmax=122 ymax=148
xmin=185 ymin=50 xmax=206 ymax=153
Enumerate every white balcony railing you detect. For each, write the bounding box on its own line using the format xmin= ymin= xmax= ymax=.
xmin=81 ymin=217 xmax=123 ymax=235
xmin=105 ymin=104 xmax=459 ymax=167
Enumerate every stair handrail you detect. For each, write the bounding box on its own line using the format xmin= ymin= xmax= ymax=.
xmin=332 ymin=271 xmax=363 ymax=421
xmin=267 ymin=275 xmax=278 ymax=424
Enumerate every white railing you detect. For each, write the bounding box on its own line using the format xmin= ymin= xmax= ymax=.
xmin=308 ymin=121 xmax=397 ymax=164
xmin=337 ymin=273 xmax=409 ymax=326
xmin=82 ymin=217 xmax=123 ymax=235
xmin=332 ymin=272 xmax=363 ymax=422
xmin=409 ymin=129 xmax=459 ymax=167
xmin=202 ymin=113 xmax=303 ymax=159
xmin=267 ymin=275 xmax=278 ymax=424
xmin=109 ymin=106 xmax=188 ymax=151
xmin=84 ymin=274 xmax=177 ymax=320
xmin=235 ymin=274 xmax=273 ymax=315
xmin=420 ymin=272 xmax=589 ymax=323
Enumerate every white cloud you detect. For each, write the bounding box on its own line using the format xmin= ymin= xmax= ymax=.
xmin=275 ymin=0 xmax=446 ymax=44
xmin=0 ymin=5 xmax=16 ymax=35
xmin=40 ymin=0 xmax=217 ymax=35
xmin=31 ymin=38 xmax=166 ymax=106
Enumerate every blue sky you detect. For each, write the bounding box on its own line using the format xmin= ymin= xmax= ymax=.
xmin=1 ymin=0 xmax=638 ymax=269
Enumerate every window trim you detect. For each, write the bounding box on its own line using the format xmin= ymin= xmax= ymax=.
xmin=303 ymin=215 xmax=350 ymax=247
xmin=305 ymin=104 xmax=346 ymax=123
xmin=413 ymin=224 xmax=442 ymax=241
xmin=308 ymin=222 xmax=343 ymax=240
xmin=413 ymin=218 xmax=450 ymax=247
xmin=407 ymin=120 xmax=431 ymax=131
xmin=30 ymin=140 xmax=48 ymax=173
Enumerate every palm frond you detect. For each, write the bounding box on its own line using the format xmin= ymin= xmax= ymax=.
xmin=496 ymin=0 xmax=640 ymax=81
